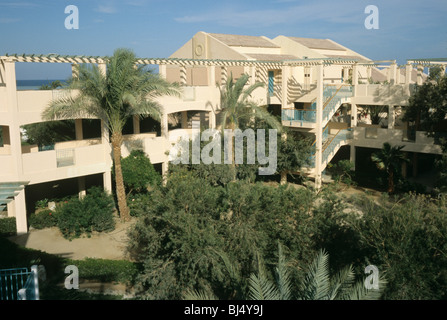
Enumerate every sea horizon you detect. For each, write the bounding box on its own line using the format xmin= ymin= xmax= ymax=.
xmin=16 ymin=79 xmax=67 ymax=90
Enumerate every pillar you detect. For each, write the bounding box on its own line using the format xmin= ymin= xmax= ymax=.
xmin=5 ymin=59 xmax=28 ymax=234
xmin=220 ymin=66 xmax=228 ymax=86
xmin=315 ymin=63 xmax=324 ymax=190
xmin=71 ymin=63 xmax=79 ymax=78
xmin=281 ymin=66 xmax=291 ymax=110
xmin=417 ymin=64 xmax=423 ymax=85
xmin=208 ymin=65 xmax=216 ymax=87
xmin=367 ymin=66 xmax=372 ymax=82
xmin=78 ymin=176 xmax=86 ymax=199
xmin=13 ymin=190 xmax=27 ymax=235
xmin=75 ymin=119 xmax=83 ymax=140
xmin=181 ymin=111 xmax=188 ymax=129
xmin=350 ymin=145 xmax=356 ymax=171
xmin=405 ymin=63 xmax=413 ymax=85
xmin=180 ymin=65 xmax=187 ymax=86
xmin=161 ymin=112 xmax=169 ymax=138
xmin=133 ymin=115 xmax=140 ymax=134
xmin=101 ymin=120 xmax=113 ymax=194
xmin=159 ymin=64 xmax=167 ymax=79
xmin=389 ymin=63 xmax=397 ymax=84
xmin=98 ymin=62 xmax=107 ymax=76
xmin=209 ymin=111 xmax=216 ymax=129
xmin=351 ymin=103 xmax=358 ymax=128
xmin=352 ymin=64 xmax=359 ymax=87
xmin=388 ymin=105 xmax=395 ymax=129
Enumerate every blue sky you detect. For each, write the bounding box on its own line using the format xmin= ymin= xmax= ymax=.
xmin=1 ymin=0 xmax=446 ymax=79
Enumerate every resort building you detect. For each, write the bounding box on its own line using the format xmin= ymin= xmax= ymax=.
xmin=1 ymin=31 xmax=446 ymax=234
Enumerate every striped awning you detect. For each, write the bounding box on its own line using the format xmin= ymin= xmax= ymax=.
xmin=2 ymin=53 xmax=362 ymax=68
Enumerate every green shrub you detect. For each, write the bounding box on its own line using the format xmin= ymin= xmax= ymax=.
xmin=35 ymin=198 xmax=49 ymax=210
xmin=0 ymin=217 xmax=16 ymax=237
xmin=348 ymin=193 xmax=447 ymax=299
xmin=67 ymin=258 xmax=139 ymax=283
xmin=119 ymin=150 xmax=161 ymax=194
xmin=29 ymin=209 xmax=58 ymax=229
xmin=57 ymin=187 xmax=116 ymax=239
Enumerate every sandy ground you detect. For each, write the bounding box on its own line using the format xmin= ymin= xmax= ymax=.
xmin=8 ymin=218 xmax=135 ymax=261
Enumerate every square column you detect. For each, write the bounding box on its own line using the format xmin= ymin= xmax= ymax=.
xmin=208 ymin=65 xmax=216 ymax=87
xmin=133 ymin=115 xmax=140 ymax=134
xmin=405 ymin=63 xmax=413 ymax=84
xmin=75 ymin=119 xmax=83 ymax=140
xmin=101 ymin=120 xmax=113 ymax=194
xmin=315 ymin=63 xmax=324 ymax=190
xmin=417 ymin=65 xmax=423 ymax=85
xmin=388 ymin=105 xmax=395 ymax=129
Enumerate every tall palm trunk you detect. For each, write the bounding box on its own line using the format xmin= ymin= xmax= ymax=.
xmin=280 ymin=171 xmax=288 ymax=185
xmin=111 ymin=132 xmax=130 ymax=221
xmin=387 ymin=169 xmax=394 ymax=194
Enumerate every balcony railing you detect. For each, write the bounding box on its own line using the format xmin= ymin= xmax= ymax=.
xmin=56 ymin=148 xmax=75 ymax=167
xmin=282 ymin=84 xmax=352 ymax=124
xmin=0 ymin=266 xmax=41 ymax=300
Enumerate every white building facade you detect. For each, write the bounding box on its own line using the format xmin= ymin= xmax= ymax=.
xmin=1 ymin=32 xmax=446 ymax=234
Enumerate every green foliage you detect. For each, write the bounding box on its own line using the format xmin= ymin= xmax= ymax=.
xmin=35 ymin=198 xmax=49 ymax=210
xmin=56 ymin=187 xmax=116 ymax=239
xmin=22 ymin=120 xmax=75 ymax=147
xmin=68 ymin=258 xmax=139 ymax=283
xmin=186 ymin=245 xmax=385 ymax=300
xmin=371 ymin=142 xmax=409 ymax=193
xmin=29 ymin=209 xmax=58 ymax=229
xmin=39 ymin=80 xmax=63 ymax=90
xmin=327 ymin=160 xmax=355 ymax=186
xmin=347 ymin=193 xmax=447 ymax=299
xmin=120 ymin=150 xmax=161 ymax=193
xmin=0 ymin=217 xmax=17 ymax=237
xmin=404 ymin=67 xmax=447 ymax=133
xmin=276 ymin=130 xmax=312 ymax=183
xmin=127 ymin=168 xmax=316 ymax=300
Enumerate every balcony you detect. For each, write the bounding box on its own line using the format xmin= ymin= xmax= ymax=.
xmin=353 ymin=126 xmax=443 ymax=155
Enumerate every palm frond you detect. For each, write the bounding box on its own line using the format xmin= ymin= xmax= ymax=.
xmin=299 ymin=250 xmax=330 ymax=300
xmin=248 ymin=272 xmax=280 ymax=300
xmin=275 ymin=243 xmax=292 ymax=300
xmin=182 ymin=289 xmax=218 ymax=300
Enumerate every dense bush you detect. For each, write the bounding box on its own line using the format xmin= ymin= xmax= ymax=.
xmin=347 ymin=193 xmax=447 ymax=299
xmin=57 ymin=187 xmax=116 ymax=239
xmin=69 ymin=258 xmax=139 ymax=283
xmin=0 ymin=217 xmax=16 ymax=237
xmin=127 ymin=167 xmax=317 ymax=299
xmin=29 ymin=209 xmax=58 ymax=229
xmin=119 ymin=150 xmax=161 ymax=194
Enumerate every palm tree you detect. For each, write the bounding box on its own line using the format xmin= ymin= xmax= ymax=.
xmin=218 ymin=73 xmax=281 ymax=178
xmin=183 ymin=246 xmax=385 ymax=300
xmin=371 ymin=142 xmax=408 ymax=193
xmin=219 ymin=73 xmax=281 ymax=132
xmin=42 ymin=48 xmax=180 ymax=221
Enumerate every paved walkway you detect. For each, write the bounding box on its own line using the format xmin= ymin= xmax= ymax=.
xmin=8 ymin=218 xmax=135 ymax=261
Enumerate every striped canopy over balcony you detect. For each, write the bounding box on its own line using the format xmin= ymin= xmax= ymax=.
xmin=1 ymin=53 xmax=361 ymax=68
xmin=0 ymin=182 xmax=29 ymax=212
